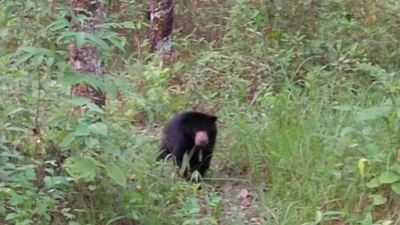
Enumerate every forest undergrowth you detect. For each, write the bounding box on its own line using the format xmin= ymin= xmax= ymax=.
xmin=2 ymin=0 xmax=400 ymax=224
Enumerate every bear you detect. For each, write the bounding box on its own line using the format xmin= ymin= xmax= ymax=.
xmin=157 ymin=111 xmax=218 ymax=181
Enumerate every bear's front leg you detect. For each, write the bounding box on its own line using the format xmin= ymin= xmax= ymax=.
xmin=197 ymin=150 xmax=213 ymax=177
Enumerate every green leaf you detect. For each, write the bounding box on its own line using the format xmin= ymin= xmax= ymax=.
xmin=59 ymin=133 xmax=75 ymax=147
xmin=73 ymin=157 xmax=97 ymax=178
xmin=76 ymin=32 xmax=87 ymax=48
xmin=89 ymin=122 xmax=108 ymax=136
xmin=56 ymin=61 xmax=67 ymax=72
xmin=74 ymin=123 xmax=90 ymax=136
xmin=105 ymin=162 xmax=127 ymax=188
xmin=188 ymin=206 xmax=201 ymax=214
xmin=362 ymin=212 xmax=373 ymax=225
xmin=84 ymin=137 xmax=99 ymax=148
xmin=48 ymin=19 xmax=69 ymax=31
xmin=366 ymin=178 xmax=380 ymax=188
xmin=60 ymin=73 xmax=85 ymax=86
xmin=85 ymin=33 xmax=110 ymax=50
xmin=82 ymin=76 xmax=105 ymax=92
xmin=365 ymin=143 xmax=379 ymax=158
xmin=106 ymin=36 xmax=125 ymax=52
xmin=5 ymin=107 xmax=25 ymax=116
xmin=24 ymin=167 xmax=36 ymax=180
xmin=57 ymin=30 xmax=76 ymax=43
xmin=4 ymin=5 xmax=16 ymax=18
xmin=69 ymin=96 xmax=92 ymax=106
xmin=390 ymin=165 xmax=400 ymax=174
xmin=105 ymin=80 xmax=118 ymax=99
xmin=5 ymin=212 xmax=19 ymax=220
xmin=314 ymin=210 xmax=323 ymax=223
xmin=86 ymin=103 xmax=104 ymax=113
xmin=0 ymin=204 xmax=6 ymax=215
xmin=332 ymin=105 xmax=354 ymax=111
xmin=136 ymin=21 xmax=142 ymax=30
xmin=33 ymin=55 xmax=44 ymax=67
xmin=36 ymin=27 xmax=48 ymax=38
xmin=356 ymin=106 xmax=392 ymax=122
xmin=339 ymin=126 xmax=356 ymax=138
xmin=47 ymin=115 xmax=68 ymax=127
xmin=4 ymin=126 xmax=26 ymax=133
xmin=372 ymin=194 xmax=386 ymax=206
xmin=45 ymin=57 xmax=55 ymax=67
xmin=19 ymin=46 xmax=55 ymax=57
xmin=15 ymin=52 xmax=34 ymax=66
xmin=379 ymin=171 xmax=400 ymax=184
xmin=182 ymin=219 xmax=198 ymax=225
xmin=391 ymin=183 xmax=400 ymax=196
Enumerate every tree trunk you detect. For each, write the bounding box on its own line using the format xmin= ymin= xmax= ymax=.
xmin=150 ymin=0 xmax=174 ymax=54
xmin=69 ymin=0 xmax=106 ymax=112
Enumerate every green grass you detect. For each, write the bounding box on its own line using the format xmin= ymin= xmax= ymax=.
xmin=77 ymin=77 xmax=396 ymax=224
xmin=2 ymin=0 xmax=400 ymax=224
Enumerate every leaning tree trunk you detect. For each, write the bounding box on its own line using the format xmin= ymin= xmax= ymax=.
xmin=150 ymin=0 xmax=174 ymax=54
xmin=69 ymin=0 xmax=106 ymax=112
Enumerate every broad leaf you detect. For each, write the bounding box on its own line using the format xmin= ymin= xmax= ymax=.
xmin=379 ymin=171 xmax=400 ymax=184
xmin=59 ymin=133 xmax=75 ymax=147
xmin=74 ymin=157 xmax=97 ymax=178
xmin=89 ymin=122 xmax=108 ymax=136
xmin=366 ymin=178 xmax=380 ymax=189
xmin=74 ymin=123 xmax=90 ymax=136
xmin=372 ymin=194 xmax=386 ymax=206
xmin=391 ymin=183 xmax=400 ymax=196
xmin=105 ymin=162 xmax=127 ymax=188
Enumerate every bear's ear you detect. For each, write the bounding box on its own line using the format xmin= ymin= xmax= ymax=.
xmin=209 ymin=115 xmax=218 ymax=122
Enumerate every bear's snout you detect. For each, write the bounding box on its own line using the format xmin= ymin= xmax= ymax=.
xmin=195 ymin=131 xmax=209 ymax=146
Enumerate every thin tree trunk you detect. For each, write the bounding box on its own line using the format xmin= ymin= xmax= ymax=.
xmin=69 ymin=0 xmax=106 ymax=112
xmin=150 ymin=0 xmax=174 ymax=54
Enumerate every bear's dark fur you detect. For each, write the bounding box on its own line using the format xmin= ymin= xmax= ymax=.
xmin=158 ymin=111 xmax=218 ymax=181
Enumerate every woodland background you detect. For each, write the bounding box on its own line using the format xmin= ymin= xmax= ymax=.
xmin=1 ymin=0 xmax=400 ymax=224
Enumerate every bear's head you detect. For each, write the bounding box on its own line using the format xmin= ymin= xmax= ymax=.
xmin=181 ymin=112 xmax=218 ymax=147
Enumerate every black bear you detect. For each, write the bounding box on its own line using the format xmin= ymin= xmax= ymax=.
xmin=158 ymin=111 xmax=218 ymax=181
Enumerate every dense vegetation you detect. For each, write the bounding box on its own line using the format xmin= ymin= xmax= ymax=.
xmin=1 ymin=0 xmax=400 ymax=224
